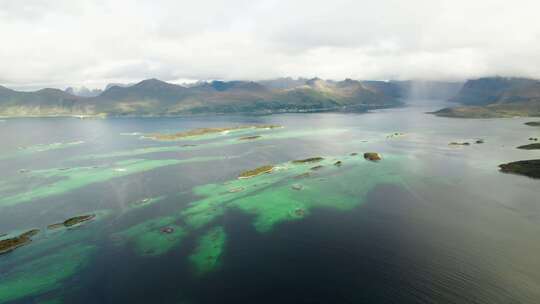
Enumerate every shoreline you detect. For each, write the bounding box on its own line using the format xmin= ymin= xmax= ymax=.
xmin=0 ymin=103 xmax=402 ymax=119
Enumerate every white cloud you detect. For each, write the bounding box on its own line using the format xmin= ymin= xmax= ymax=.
xmin=1 ymin=0 xmax=539 ymax=89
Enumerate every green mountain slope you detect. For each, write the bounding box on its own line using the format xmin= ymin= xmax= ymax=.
xmin=433 ymin=77 xmax=540 ymax=118
xmin=0 ymin=85 xmax=94 ymax=116
xmin=0 ymin=78 xmax=402 ymax=117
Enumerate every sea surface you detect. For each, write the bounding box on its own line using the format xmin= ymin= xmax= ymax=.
xmin=0 ymin=100 xmax=539 ymax=304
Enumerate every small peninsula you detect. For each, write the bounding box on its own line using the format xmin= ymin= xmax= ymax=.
xmin=291 ymin=157 xmax=325 ymax=164
xmin=0 ymin=229 xmax=40 ymax=255
xmin=48 ymin=214 xmax=96 ymax=229
xmin=238 ymin=165 xmax=275 ymax=179
xmin=149 ymin=125 xmax=280 ymax=141
xmin=499 ymin=160 xmax=540 ymax=179
xmin=517 ymin=143 xmax=540 ymax=150
xmin=433 ymin=77 xmax=540 ymax=118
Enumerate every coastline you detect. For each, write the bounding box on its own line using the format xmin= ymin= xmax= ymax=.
xmin=0 ymin=102 xmax=402 ymax=119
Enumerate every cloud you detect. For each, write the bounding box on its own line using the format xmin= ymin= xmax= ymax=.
xmin=1 ymin=0 xmax=539 ymax=89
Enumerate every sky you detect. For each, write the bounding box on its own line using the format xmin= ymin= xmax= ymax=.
xmin=1 ymin=0 xmax=540 ymax=90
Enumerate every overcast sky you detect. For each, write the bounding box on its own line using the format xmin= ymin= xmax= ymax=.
xmin=1 ymin=0 xmax=540 ymax=90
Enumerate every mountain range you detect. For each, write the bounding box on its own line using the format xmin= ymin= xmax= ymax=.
xmin=434 ymin=77 xmax=540 ymax=118
xmin=4 ymin=76 xmax=540 ymax=118
xmin=0 ymin=78 xmax=461 ymax=117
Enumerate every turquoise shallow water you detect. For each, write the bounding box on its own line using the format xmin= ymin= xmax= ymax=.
xmin=0 ymin=101 xmax=539 ymax=303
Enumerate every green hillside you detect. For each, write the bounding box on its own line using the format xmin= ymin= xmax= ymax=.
xmin=0 ymin=78 xmax=402 ymax=117
xmin=433 ymin=77 xmax=540 ymax=118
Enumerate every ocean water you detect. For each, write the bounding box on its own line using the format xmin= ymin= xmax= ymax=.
xmin=0 ymin=101 xmax=539 ymax=303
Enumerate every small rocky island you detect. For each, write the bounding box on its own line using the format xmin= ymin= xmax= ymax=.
xmin=387 ymin=132 xmax=405 ymax=138
xmin=449 ymin=142 xmax=470 ymax=146
xmin=0 ymin=229 xmax=40 ymax=255
xmin=48 ymin=214 xmax=96 ymax=229
xmin=238 ymin=135 xmax=262 ymax=141
xmin=292 ymin=157 xmax=324 ymax=164
xmin=364 ymin=152 xmax=382 ymax=161
xmin=238 ymin=165 xmax=274 ymax=179
xmin=499 ymin=160 xmax=540 ymax=179
xmin=517 ymin=143 xmax=540 ymax=150
xmin=149 ymin=125 xmax=281 ymax=141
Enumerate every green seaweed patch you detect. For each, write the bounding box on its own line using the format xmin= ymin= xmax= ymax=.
xmin=229 ymin=186 xmax=315 ymax=232
xmin=183 ymin=154 xmax=404 ymax=233
xmin=182 ymin=202 xmax=227 ymax=230
xmin=112 ymin=216 xmax=186 ymax=257
xmin=0 ymin=159 xmax=181 ymax=207
xmin=0 ymin=156 xmax=231 ymax=207
xmin=182 ymin=165 xmax=301 ymax=229
xmin=0 ymin=244 xmax=95 ymax=304
xmin=189 ymin=226 xmax=227 ymax=275
xmin=295 ymin=172 xmax=313 ymax=179
xmin=222 ymin=161 xmax=396 ymax=233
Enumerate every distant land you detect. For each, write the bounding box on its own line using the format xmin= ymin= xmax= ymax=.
xmin=0 ymin=78 xmax=461 ymax=117
xmin=433 ymin=77 xmax=540 ymax=118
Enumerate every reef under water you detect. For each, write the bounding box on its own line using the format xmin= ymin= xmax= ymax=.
xmin=189 ymin=226 xmax=227 ymax=275
xmin=182 ymin=154 xmax=403 ymax=233
xmin=73 ymin=151 xmax=407 ymax=289
xmin=107 ymin=152 xmax=405 ymax=272
xmin=112 ymin=216 xmax=187 ymax=257
xmin=0 ymin=155 xmax=246 ymax=207
xmin=71 ymin=127 xmax=348 ymax=161
xmin=0 ymin=141 xmax=85 ymax=160
xmin=0 ymin=244 xmax=95 ymax=303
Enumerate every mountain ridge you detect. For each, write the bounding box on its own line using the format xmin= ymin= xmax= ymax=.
xmin=0 ymin=78 xmax=461 ymax=117
xmin=433 ymin=77 xmax=540 ymax=118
